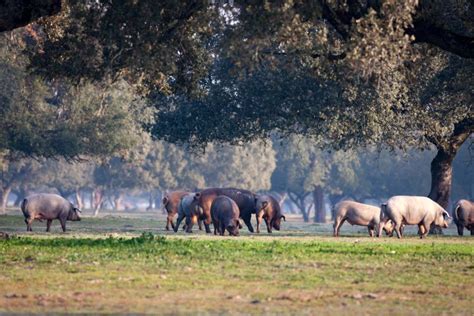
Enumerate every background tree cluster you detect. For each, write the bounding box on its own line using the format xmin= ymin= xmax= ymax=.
xmin=0 ymin=0 xmax=472 ymax=214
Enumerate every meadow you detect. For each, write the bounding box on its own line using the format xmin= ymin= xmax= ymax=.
xmin=0 ymin=210 xmax=473 ymax=315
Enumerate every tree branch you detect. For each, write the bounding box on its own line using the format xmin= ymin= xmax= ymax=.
xmin=408 ymin=20 xmax=474 ymax=59
xmin=0 ymin=0 xmax=61 ymax=32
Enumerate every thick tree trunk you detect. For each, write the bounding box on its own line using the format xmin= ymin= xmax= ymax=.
xmin=427 ymin=122 xmax=472 ymax=233
xmin=313 ymin=185 xmax=325 ymax=223
xmin=0 ymin=186 xmax=12 ymax=214
xmin=428 ymin=149 xmax=455 ymax=210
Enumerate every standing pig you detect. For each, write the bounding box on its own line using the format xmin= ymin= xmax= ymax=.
xmin=174 ymin=193 xmax=203 ymax=233
xmin=21 ymin=193 xmax=81 ymax=232
xmin=255 ymin=194 xmax=285 ymax=233
xmin=162 ymin=191 xmax=189 ymax=231
xmin=378 ymin=196 xmax=451 ymax=239
xmin=332 ymin=200 xmax=394 ymax=237
xmin=453 ymin=199 xmax=474 ymax=236
xmin=211 ymin=196 xmax=240 ymax=236
xmin=190 ymin=188 xmax=257 ymax=233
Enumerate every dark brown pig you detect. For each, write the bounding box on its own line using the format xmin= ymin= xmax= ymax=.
xmin=189 ymin=188 xmax=257 ymax=233
xmin=211 ymin=196 xmax=240 ymax=236
xmin=453 ymin=199 xmax=474 ymax=236
xmin=162 ymin=191 xmax=189 ymax=231
xmin=21 ymin=193 xmax=81 ymax=232
xmin=255 ymin=194 xmax=285 ymax=233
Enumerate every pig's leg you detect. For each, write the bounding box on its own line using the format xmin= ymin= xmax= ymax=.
xmin=204 ymin=215 xmax=212 ymax=234
xmin=59 ymin=218 xmax=67 ymax=232
xmin=174 ymin=213 xmax=185 ymax=233
xmin=241 ymin=213 xmax=254 ymax=233
xmin=420 ymin=221 xmax=430 ymax=239
xmin=264 ymin=217 xmax=272 ymax=233
xmin=394 ymin=221 xmax=403 ymax=239
xmin=198 ymin=219 xmax=203 ymax=231
xmin=46 ymin=219 xmax=52 ymax=232
xmin=26 ymin=218 xmax=34 ymax=231
xmin=220 ymin=222 xmax=225 ymax=236
xmin=367 ymin=225 xmax=375 ymax=237
xmin=470 ymin=226 xmax=473 ymax=236
xmin=256 ymin=212 xmax=264 ymax=233
xmin=333 ymin=217 xmax=345 ymax=237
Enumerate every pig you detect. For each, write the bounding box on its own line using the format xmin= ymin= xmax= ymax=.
xmin=255 ymin=194 xmax=285 ymax=233
xmin=378 ymin=196 xmax=451 ymax=239
xmin=174 ymin=193 xmax=204 ymax=233
xmin=332 ymin=200 xmax=394 ymax=237
xmin=210 ymin=196 xmax=240 ymax=236
xmin=453 ymin=199 xmax=474 ymax=236
xmin=21 ymin=193 xmax=81 ymax=232
xmin=189 ymin=188 xmax=257 ymax=233
xmin=162 ymin=191 xmax=189 ymax=231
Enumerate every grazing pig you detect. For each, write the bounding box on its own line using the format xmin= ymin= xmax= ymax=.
xmin=333 ymin=201 xmax=394 ymax=237
xmin=453 ymin=199 xmax=474 ymax=236
xmin=378 ymin=196 xmax=451 ymax=239
xmin=174 ymin=193 xmax=204 ymax=233
xmin=255 ymin=194 xmax=285 ymax=233
xmin=211 ymin=196 xmax=240 ymax=236
xmin=190 ymin=188 xmax=257 ymax=233
xmin=21 ymin=193 xmax=81 ymax=232
xmin=162 ymin=191 xmax=189 ymax=231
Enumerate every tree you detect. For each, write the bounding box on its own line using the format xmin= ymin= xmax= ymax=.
xmin=0 ymin=30 xmax=150 ymax=159
xmin=0 ymin=0 xmax=61 ymax=32
xmin=0 ymin=156 xmax=40 ymax=213
xmin=271 ymin=136 xmax=362 ymax=222
xmin=4 ymin=1 xmax=473 ymax=207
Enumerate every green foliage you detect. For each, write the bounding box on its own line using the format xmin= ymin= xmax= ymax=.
xmin=0 ymin=31 xmax=151 ymax=159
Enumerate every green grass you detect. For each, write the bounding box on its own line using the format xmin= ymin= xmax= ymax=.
xmin=0 ymin=213 xmax=473 ymax=315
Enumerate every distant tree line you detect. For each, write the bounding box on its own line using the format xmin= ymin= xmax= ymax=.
xmin=1 ymin=137 xmax=471 ymax=222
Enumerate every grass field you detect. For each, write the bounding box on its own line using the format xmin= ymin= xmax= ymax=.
xmin=0 ymin=210 xmax=473 ymax=315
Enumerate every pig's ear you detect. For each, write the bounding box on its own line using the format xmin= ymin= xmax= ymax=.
xmin=262 ymin=201 xmax=268 ymax=208
xmin=281 ymin=215 xmax=286 ymax=221
xmin=194 ymin=192 xmax=201 ymax=200
xmin=442 ymin=210 xmax=451 ymax=219
xmin=162 ymin=197 xmax=169 ymax=205
xmin=74 ymin=207 xmax=81 ymax=213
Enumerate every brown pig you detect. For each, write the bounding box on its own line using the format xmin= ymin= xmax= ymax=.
xmin=255 ymin=194 xmax=285 ymax=233
xmin=453 ymin=199 xmax=474 ymax=236
xmin=21 ymin=193 xmax=81 ymax=232
xmin=333 ymin=200 xmax=394 ymax=237
xmin=189 ymin=188 xmax=257 ymax=233
xmin=211 ymin=196 xmax=240 ymax=236
xmin=162 ymin=191 xmax=189 ymax=231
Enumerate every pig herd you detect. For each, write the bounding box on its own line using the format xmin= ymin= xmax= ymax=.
xmin=20 ymin=189 xmax=474 ymax=238
xmin=163 ymin=188 xmax=285 ymax=236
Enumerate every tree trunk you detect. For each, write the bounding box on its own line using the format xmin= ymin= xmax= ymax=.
xmin=288 ymin=192 xmax=310 ymax=222
xmin=92 ymin=188 xmax=104 ymax=217
xmin=427 ymin=122 xmax=472 ymax=233
xmin=428 ymin=149 xmax=455 ymax=210
xmin=13 ymin=186 xmax=27 ymax=207
xmin=113 ymin=192 xmax=124 ymax=211
xmin=75 ymin=189 xmax=84 ymax=210
xmin=0 ymin=186 xmax=12 ymax=214
xmin=313 ymin=185 xmax=326 ymax=223
xmin=146 ymin=191 xmax=154 ymax=211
